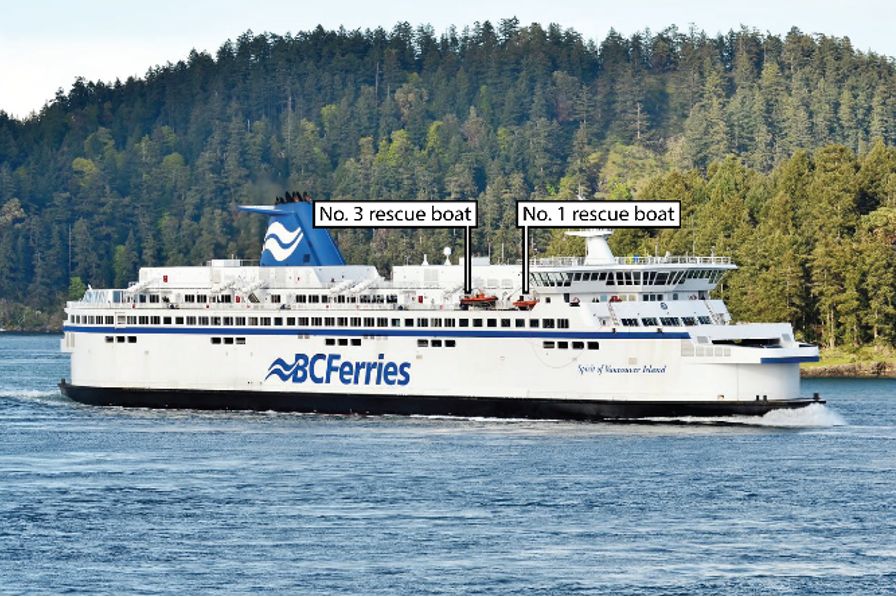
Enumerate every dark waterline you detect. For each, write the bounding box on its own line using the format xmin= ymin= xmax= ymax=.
xmin=1 ymin=334 xmax=894 ymax=594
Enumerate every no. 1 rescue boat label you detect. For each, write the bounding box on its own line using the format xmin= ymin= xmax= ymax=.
xmin=517 ymin=200 xmax=681 ymax=228
xmin=266 ymin=353 xmax=411 ymax=386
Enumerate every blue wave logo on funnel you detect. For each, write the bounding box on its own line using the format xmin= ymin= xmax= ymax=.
xmin=263 ymin=221 xmax=304 ymax=262
xmin=239 ymin=202 xmax=345 ymax=267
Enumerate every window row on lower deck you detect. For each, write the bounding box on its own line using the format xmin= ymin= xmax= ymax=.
xmin=72 ymin=314 xmax=572 ymax=330
xmin=621 ymin=316 xmax=712 ymax=327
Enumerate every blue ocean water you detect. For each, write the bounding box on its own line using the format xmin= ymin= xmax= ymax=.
xmin=0 ymin=333 xmax=894 ymax=595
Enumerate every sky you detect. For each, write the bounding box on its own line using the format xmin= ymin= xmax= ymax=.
xmin=1 ymin=0 xmax=895 ymax=119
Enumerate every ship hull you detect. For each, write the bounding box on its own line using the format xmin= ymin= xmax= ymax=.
xmin=59 ymin=381 xmax=823 ymax=421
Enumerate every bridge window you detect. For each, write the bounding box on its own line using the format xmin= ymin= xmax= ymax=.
xmin=682 ymin=317 xmax=697 ymax=326
xmin=296 ymin=295 xmax=307 ymax=303
xmin=184 ymin=294 xmax=195 ymax=303
xmin=309 ymin=295 xmax=320 ymax=303
xmin=196 ymin=294 xmax=207 ymax=303
xmin=621 ymin=318 xmax=640 ymax=326
xmin=660 ymin=317 xmax=681 ymax=326
xmin=641 ymin=317 xmax=659 ymax=326
xmin=698 ymin=316 xmax=712 ymax=325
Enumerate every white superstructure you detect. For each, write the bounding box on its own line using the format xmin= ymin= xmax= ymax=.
xmin=60 ymin=202 xmax=821 ymax=419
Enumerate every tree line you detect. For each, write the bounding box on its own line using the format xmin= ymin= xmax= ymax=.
xmin=0 ymin=20 xmax=895 ymax=346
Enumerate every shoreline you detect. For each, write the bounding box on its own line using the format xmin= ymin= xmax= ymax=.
xmin=802 ymin=362 xmax=896 ymax=378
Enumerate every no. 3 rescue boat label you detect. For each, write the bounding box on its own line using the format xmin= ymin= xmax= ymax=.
xmin=266 ymin=353 xmax=411 ymax=386
xmin=578 ymin=363 xmax=668 ymax=376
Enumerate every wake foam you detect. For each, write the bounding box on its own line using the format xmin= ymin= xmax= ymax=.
xmin=0 ymin=388 xmax=62 ymax=400
xmin=641 ymin=403 xmax=846 ymax=428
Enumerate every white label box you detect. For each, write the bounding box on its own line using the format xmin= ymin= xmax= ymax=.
xmin=314 ymin=200 xmax=478 ymax=228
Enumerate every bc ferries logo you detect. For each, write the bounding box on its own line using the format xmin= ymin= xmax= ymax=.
xmin=263 ymin=221 xmax=304 ymax=262
xmin=266 ymin=353 xmax=412 ymax=386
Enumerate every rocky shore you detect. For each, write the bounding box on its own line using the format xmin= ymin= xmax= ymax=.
xmin=802 ymin=362 xmax=896 ymax=378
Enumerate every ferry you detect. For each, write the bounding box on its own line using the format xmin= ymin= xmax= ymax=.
xmin=60 ymin=199 xmax=822 ymax=419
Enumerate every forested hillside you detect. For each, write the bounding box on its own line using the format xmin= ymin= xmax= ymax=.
xmin=2 ymin=20 xmax=896 ymax=348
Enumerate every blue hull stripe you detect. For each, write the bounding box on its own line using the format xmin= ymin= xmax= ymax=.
xmin=62 ymin=325 xmax=690 ymax=340
xmin=760 ymin=356 xmax=820 ymax=364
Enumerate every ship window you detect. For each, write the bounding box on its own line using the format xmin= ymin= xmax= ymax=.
xmin=335 ymin=338 xmax=347 ymax=346
xmin=324 ymin=317 xmax=335 ymax=327
xmin=642 ymin=317 xmax=659 ymax=326
xmin=376 ymin=318 xmax=388 ymax=327
xmin=487 ymin=319 xmax=497 ymax=327
xmin=660 ymin=317 xmax=681 ymax=326
xmin=175 ymin=317 xmax=184 ymax=325
xmin=348 ymin=297 xmax=356 ymax=303
xmin=364 ymin=317 xmax=374 ymax=327
xmin=211 ymin=317 xmax=221 ymax=325
xmin=573 ymin=273 xmax=582 ymax=281
xmin=86 ymin=316 xmax=94 ymax=324
xmin=682 ymin=317 xmax=697 ymax=326
xmin=403 ymin=318 xmax=413 ymax=327
xmin=321 ymin=296 xmax=330 ymax=304
xmin=417 ymin=339 xmax=428 ymax=347
xmin=458 ymin=319 xmax=469 ymax=328
xmin=572 ymin=341 xmax=584 ymax=350
xmin=587 ymin=341 xmax=599 ymax=350
xmin=224 ymin=337 xmax=234 ymax=345
xmin=138 ymin=294 xmax=147 ymax=303
xmin=310 ymin=317 xmax=322 ymax=326
xmin=138 ymin=316 xmax=148 ymax=325
xmin=473 ymin=319 xmax=483 ymax=328
xmin=197 ymin=294 xmax=207 ymax=303
xmin=543 ymin=341 xmax=555 ymax=349
xmin=698 ymin=316 xmax=712 ymax=325
xmin=360 ymin=295 xmax=370 ymax=304
xmin=163 ymin=317 xmax=172 ymax=325
xmin=339 ymin=317 xmax=349 ymax=327
xmin=236 ymin=338 xmax=246 ymax=345
xmin=558 ymin=341 xmax=569 ymax=349
xmin=199 ymin=316 xmax=210 ymax=325
xmin=260 ymin=317 xmax=271 ymax=326
xmin=211 ymin=337 xmax=221 ymax=345
xmin=445 ymin=340 xmax=456 ymax=348
xmin=149 ymin=294 xmax=160 ymax=303
xmin=431 ymin=339 xmax=443 ymax=348
xmin=298 ymin=317 xmax=309 ymax=326
xmin=286 ymin=317 xmax=295 ymax=326
xmin=621 ymin=318 xmax=640 ymax=326
xmin=515 ymin=319 xmax=525 ymax=328
xmin=116 ymin=336 xmax=125 ymax=343
xmin=431 ymin=318 xmax=442 ymax=327
xmin=220 ymin=295 xmax=232 ymax=303
xmin=351 ymin=339 xmax=361 ymax=346
xmin=309 ymin=295 xmax=320 ymax=303
xmin=127 ymin=336 xmax=136 ymax=343
xmin=417 ymin=318 xmax=428 ymax=327
xmin=275 ymin=317 xmax=285 ymax=326
xmin=296 ymin=295 xmax=307 ymax=303
xmin=558 ymin=319 xmax=569 ymax=329
xmin=105 ymin=316 xmax=114 ymax=324
xmin=542 ymin=319 xmax=555 ymax=328
xmin=105 ymin=336 xmax=113 ymax=343
xmin=351 ymin=317 xmax=362 ymax=326
xmin=184 ymin=294 xmax=195 ymax=303
xmin=444 ymin=318 xmax=455 ymax=327
xmin=186 ymin=316 xmax=196 ymax=325
xmin=529 ymin=319 xmax=539 ymax=328
xmin=501 ymin=319 xmax=511 ymax=328
xmin=270 ymin=294 xmax=281 ymax=303
xmin=149 ymin=316 xmax=160 ymax=325
xmin=127 ymin=316 xmax=136 ymax=324
xmin=325 ymin=338 xmax=335 ymax=346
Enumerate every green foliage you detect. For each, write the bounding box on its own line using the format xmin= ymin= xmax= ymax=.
xmin=1 ymin=22 xmax=896 ymax=344
xmin=67 ymin=276 xmax=87 ymax=300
